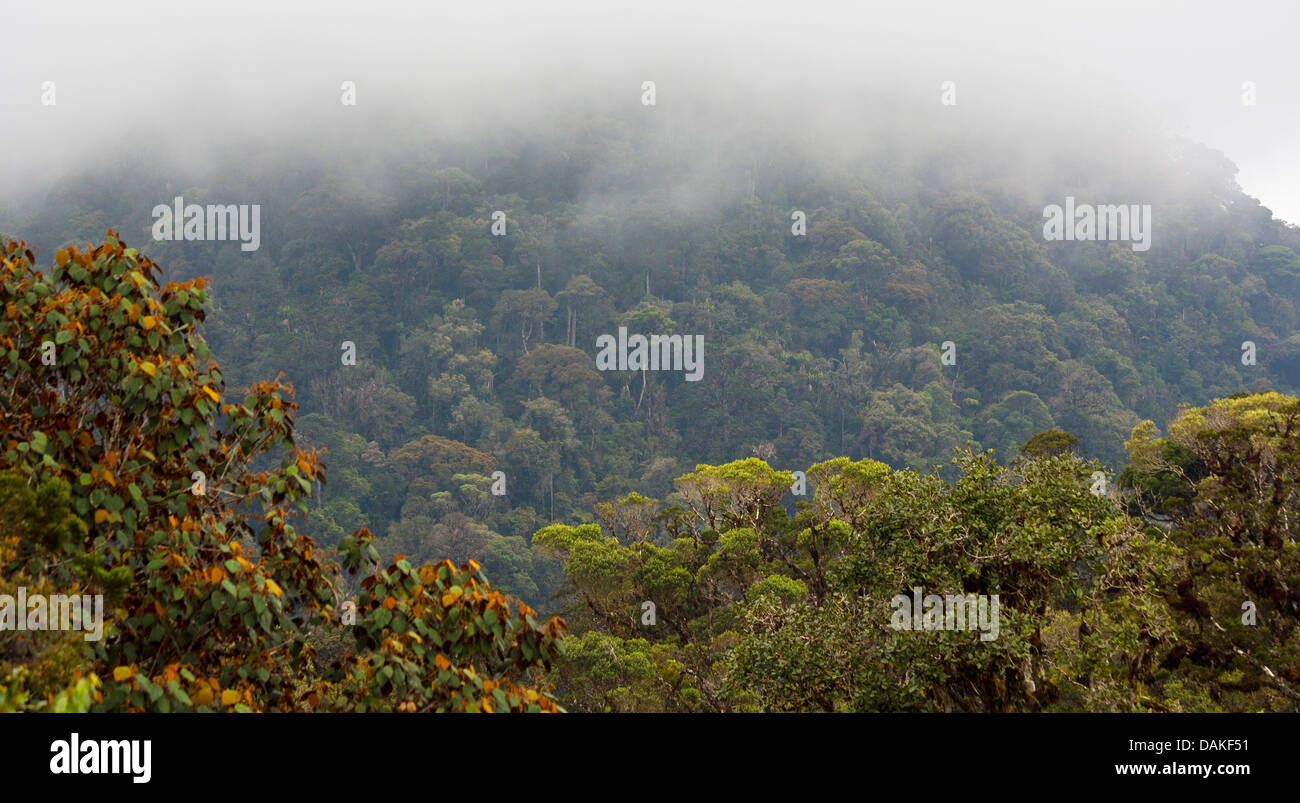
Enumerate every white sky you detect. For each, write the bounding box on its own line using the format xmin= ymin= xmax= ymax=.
xmin=3 ymin=0 xmax=1298 ymax=223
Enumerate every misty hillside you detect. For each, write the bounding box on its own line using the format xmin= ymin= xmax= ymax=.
xmin=7 ymin=0 xmax=1300 ymax=721
xmin=3 ymin=110 xmax=1297 ymax=612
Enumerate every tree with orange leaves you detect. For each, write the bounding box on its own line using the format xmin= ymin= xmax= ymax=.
xmin=0 ymin=232 xmax=563 ymax=712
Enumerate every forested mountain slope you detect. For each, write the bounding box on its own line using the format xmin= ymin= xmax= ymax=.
xmin=4 ymin=109 xmax=1298 ymax=613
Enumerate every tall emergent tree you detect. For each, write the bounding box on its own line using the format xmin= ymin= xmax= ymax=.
xmin=1123 ymin=392 xmax=1300 ymax=709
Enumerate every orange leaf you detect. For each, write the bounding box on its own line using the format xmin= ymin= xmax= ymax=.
xmin=220 ymin=689 xmax=240 ymax=706
xmin=141 ymin=315 xmax=156 ymax=330
xmin=112 ymin=666 xmax=133 ymax=682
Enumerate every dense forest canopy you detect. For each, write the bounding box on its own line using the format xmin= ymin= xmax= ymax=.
xmin=2 ymin=89 xmax=1299 ymax=711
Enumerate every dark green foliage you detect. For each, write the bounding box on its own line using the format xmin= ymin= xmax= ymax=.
xmin=7 ymin=122 xmax=1298 ymax=616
